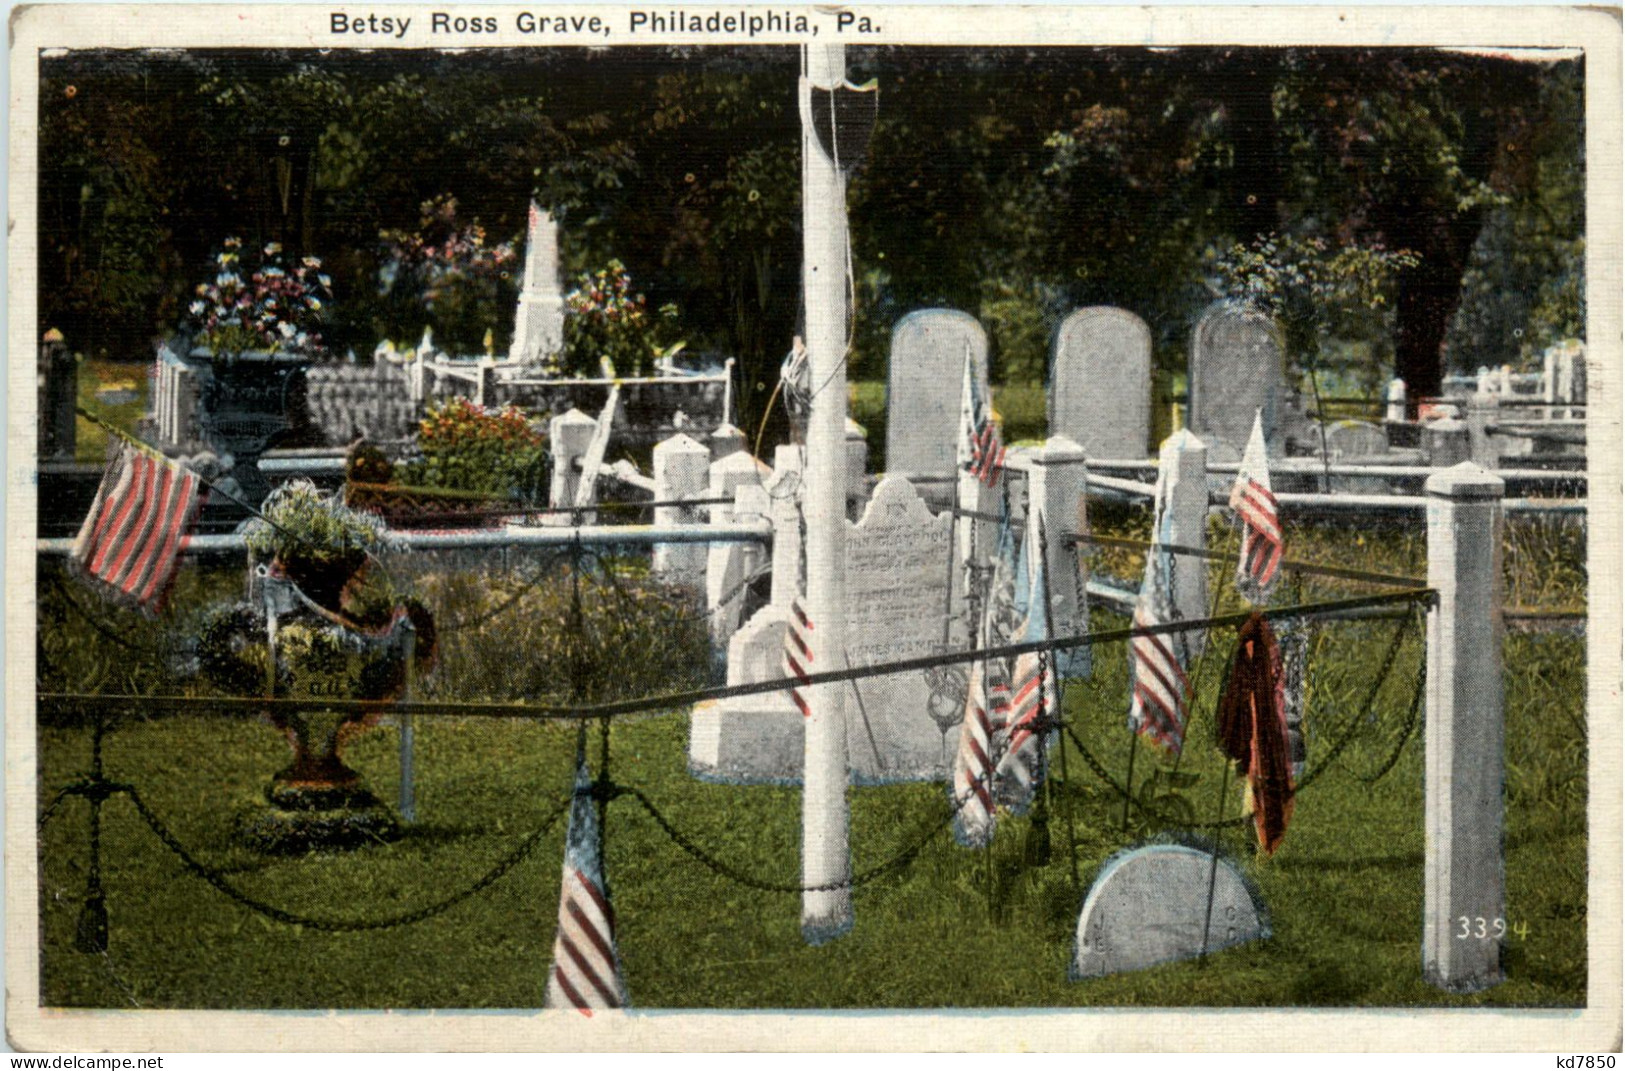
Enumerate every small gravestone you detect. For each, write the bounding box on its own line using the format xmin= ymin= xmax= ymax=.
xmin=1071 ymin=843 xmax=1269 ymax=980
xmin=1050 ymin=307 xmax=1152 ymax=460
xmin=1189 ymin=302 xmax=1285 ymax=460
xmin=886 ymin=310 xmax=988 ymax=486
xmin=1324 ymin=419 xmax=1388 ymax=460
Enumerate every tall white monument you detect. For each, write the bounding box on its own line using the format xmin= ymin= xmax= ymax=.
xmin=508 ymin=201 xmax=565 ymax=365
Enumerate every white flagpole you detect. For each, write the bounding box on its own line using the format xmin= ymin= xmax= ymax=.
xmin=798 ymin=42 xmax=854 ymax=943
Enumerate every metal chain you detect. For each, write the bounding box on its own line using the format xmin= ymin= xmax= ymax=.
xmin=1295 ymin=610 xmax=1415 ymax=793
xmin=622 ymin=781 xmax=974 ymax=894
xmin=119 ymin=785 xmax=569 ymax=933
xmin=1357 ymin=607 xmax=1429 ymax=784
xmin=1060 ymin=721 xmax=1251 ymax=830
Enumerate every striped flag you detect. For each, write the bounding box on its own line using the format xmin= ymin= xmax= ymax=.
xmin=1127 ymin=473 xmax=1191 ymax=753
xmin=996 ymin=508 xmax=1058 ymax=814
xmin=1230 ymin=411 xmax=1283 ymax=604
xmin=957 ymin=346 xmax=1003 ymax=487
xmin=70 ymin=443 xmax=203 ymax=614
xmin=783 ymin=597 xmax=814 ymax=718
xmin=543 ymin=760 xmax=628 ymax=1015
xmin=950 ymin=656 xmax=1007 ymax=848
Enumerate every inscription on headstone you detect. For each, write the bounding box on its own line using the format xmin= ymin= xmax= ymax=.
xmin=842 ymin=476 xmax=960 ymax=781
xmin=1050 ymin=307 xmax=1152 ymax=460
xmin=886 ymin=310 xmax=988 ymax=486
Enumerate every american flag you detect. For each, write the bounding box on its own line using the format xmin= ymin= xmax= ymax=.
xmin=1229 ymin=411 xmax=1283 ymax=603
xmin=543 ymin=760 xmax=628 ymax=1015
xmin=957 ymin=346 xmax=1004 ymax=487
xmin=70 ymin=443 xmax=203 ymax=614
xmin=1127 ymin=473 xmax=1190 ymax=753
xmin=783 ymin=597 xmax=814 ymax=718
xmin=950 ymin=655 xmax=1007 ymax=848
xmin=996 ymin=508 xmax=1057 ymax=814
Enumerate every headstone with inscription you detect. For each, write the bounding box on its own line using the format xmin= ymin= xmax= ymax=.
xmin=842 ymin=475 xmax=962 ymax=781
xmin=1188 ymin=302 xmax=1285 ymax=461
xmin=690 ymin=474 xmax=964 ymax=783
xmin=1071 ymin=843 xmax=1269 ymax=980
xmin=1050 ymin=307 xmax=1152 ymax=460
xmin=886 ymin=309 xmax=988 ymax=488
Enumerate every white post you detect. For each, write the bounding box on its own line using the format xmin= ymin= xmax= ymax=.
xmin=548 ymin=408 xmax=598 ymax=511
xmin=1029 ymin=435 xmax=1090 ymax=678
xmin=710 ymin=422 xmax=747 ymax=463
xmin=1464 ymin=392 xmax=1500 ymax=469
xmin=845 ymin=417 xmax=869 ymax=519
xmin=1386 ymin=378 xmax=1407 ymax=424
xmin=707 ymin=451 xmax=771 ymax=648
xmin=1160 ymin=429 xmax=1209 ymax=660
xmin=1423 ymin=461 xmax=1505 ymax=992
xmin=1542 ymin=347 xmax=1558 ymax=409
xmin=769 ymin=445 xmax=805 ymax=609
xmin=651 ymin=432 xmax=711 ymax=589
xmin=798 ymin=41 xmax=854 ymax=943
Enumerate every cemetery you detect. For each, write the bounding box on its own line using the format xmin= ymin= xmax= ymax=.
xmin=29 ymin=42 xmax=1593 ymax=1015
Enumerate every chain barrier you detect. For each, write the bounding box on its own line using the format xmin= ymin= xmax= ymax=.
xmin=620 ymin=780 xmax=972 ymax=894
xmin=116 ymin=784 xmax=570 ymax=933
xmin=1357 ymin=607 xmax=1429 ymax=784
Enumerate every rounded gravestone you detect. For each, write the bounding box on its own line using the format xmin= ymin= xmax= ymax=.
xmin=1050 ymin=307 xmax=1153 ymax=461
xmin=1071 ymin=843 xmax=1269 ymax=980
xmin=1189 ymin=302 xmax=1285 ymax=460
xmin=885 ymin=309 xmax=988 ymax=484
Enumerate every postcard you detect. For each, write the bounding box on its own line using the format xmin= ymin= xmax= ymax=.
xmin=7 ymin=2 xmax=1620 ymax=1052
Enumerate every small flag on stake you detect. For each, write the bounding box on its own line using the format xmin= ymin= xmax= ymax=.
xmin=1127 ymin=468 xmax=1191 ymax=753
xmin=957 ymin=345 xmax=1004 ymax=487
xmin=543 ymin=760 xmax=628 ymax=1015
xmin=1230 ymin=411 xmax=1283 ymax=604
xmin=950 ymin=656 xmax=1006 ymax=848
xmin=70 ymin=442 xmax=203 ymax=614
xmin=996 ymin=507 xmax=1058 ymax=814
xmin=784 ymin=597 xmax=814 ymax=718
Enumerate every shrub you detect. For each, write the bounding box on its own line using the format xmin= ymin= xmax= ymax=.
xmin=403 ymin=397 xmax=547 ymax=499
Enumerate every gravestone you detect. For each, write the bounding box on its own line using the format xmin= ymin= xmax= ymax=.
xmin=1071 ymin=843 xmax=1269 ymax=980
xmin=885 ymin=310 xmax=988 ymax=488
xmin=1189 ymin=302 xmax=1285 ymax=460
xmin=1050 ymin=307 xmax=1152 ymax=460
xmin=690 ymin=475 xmax=964 ymax=783
xmin=1324 ymin=419 xmax=1388 ymax=460
xmin=842 ymin=476 xmax=961 ymax=781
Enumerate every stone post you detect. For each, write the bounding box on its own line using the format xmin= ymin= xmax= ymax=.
xmin=1027 ymin=435 xmax=1090 ymax=679
xmin=475 ymin=357 xmax=498 ymax=409
xmin=1160 ymin=429 xmax=1208 ymax=660
xmin=38 ymin=336 xmax=77 ymax=461
xmin=769 ymin=444 xmax=805 ymax=609
xmin=548 ymin=408 xmax=598 ymax=511
xmin=845 ymin=417 xmax=869 ymax=519
xmin=1542 ymin=347 xmax=1558 ymax=408
xmin=707 ymin=451 xmax=771 ymax=649
xmin=1464 ymin=392 xmax=1500 ymax=469
xmin=652 ymin=432 xmax=711 ymax=589
xmin=1422 ymin=417 xmax=1471 ymax=469
xmin=710 ymin=422 xmax=747 ymax=463
xmin=1423 ymin=462 xmax=1505 ymax=993
xmin=1386 ymin=378 xmax=1407 ymax=424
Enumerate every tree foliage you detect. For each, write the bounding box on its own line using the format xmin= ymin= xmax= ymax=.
xmin=38 ymin=46 xmax=1583 ymax=413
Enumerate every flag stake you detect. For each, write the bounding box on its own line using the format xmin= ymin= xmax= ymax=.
xmin=1199 ymin=758 xmax=1233 ymax=963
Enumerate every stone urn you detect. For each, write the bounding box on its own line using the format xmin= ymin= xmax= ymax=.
xmin=196 ymin=560 xmax=436 ymax=853
xmin=165 ymin=342 xmax=311 ymax=505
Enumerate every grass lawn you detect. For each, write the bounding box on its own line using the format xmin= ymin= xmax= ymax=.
xmin=35 ymin=531 xmax=1587 ymax=1009
xmin=74 ymin=359 xmax=152 ymax=462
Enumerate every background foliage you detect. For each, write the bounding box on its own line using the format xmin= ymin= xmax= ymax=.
xmin=40 ymin=47 xmax=1584 ymax=424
